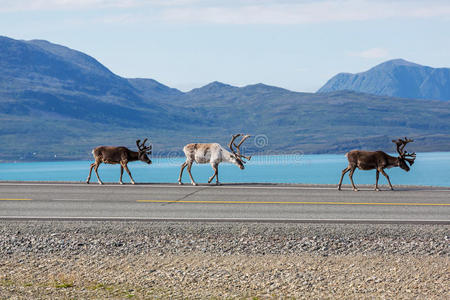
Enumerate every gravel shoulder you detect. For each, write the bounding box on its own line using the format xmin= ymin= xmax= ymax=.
xmin=1 ymin=221 xmax=449 ymax=299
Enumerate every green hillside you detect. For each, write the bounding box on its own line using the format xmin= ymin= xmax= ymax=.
xmin=1 ymin=36 xmax=450 ymax=161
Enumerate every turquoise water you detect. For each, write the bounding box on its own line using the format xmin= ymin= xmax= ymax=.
xmin=1 ymin=153 xmax=449 ymax=187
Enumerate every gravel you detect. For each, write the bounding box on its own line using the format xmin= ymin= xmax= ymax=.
xmin=0 ymin=221 xmax=449 ymax=298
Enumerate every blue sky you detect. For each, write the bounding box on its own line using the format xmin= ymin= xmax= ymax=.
xmin=1 ymin=0 xmax=449 ymax=92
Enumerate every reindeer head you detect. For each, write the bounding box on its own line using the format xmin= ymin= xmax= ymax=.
xmin=392 ymin=137 xmax=416 ymax=172
xmin=228 ymin=134 xmax=252 ymax=170
xmin=136 ymin=138 xmax=152 ymax=164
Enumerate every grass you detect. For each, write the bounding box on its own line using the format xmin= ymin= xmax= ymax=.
xmin=51 ymin=273 xmax=75 ymax=289
xmin=54 ymin=282 xmax=74 ymax=288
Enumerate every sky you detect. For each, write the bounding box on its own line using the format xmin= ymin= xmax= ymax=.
xmin=1 ymin=0 xmax=449 ymax=92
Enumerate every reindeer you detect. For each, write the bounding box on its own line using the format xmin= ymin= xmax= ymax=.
xmin=338 ymin=137 xmax=416 ymax=191
xmin=178 ymin=134 xmax=252 ymax=186
xmin=86 ymin=139 xmax=152 ymax=185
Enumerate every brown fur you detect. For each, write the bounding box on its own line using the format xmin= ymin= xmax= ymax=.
xmin=86 ymin=141 xmax=151 ymax=185
xmin=338 ymin=150 xmax=410 ymax=191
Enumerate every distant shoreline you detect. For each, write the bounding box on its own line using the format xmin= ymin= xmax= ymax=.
xmin=1 ymin=181 xmax=449 ymax=189
xmin=2 ymin=151 xmax=450 ymax=164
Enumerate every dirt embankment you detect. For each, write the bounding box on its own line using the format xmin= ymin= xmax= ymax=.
xmin=1 ymin=221 xmax=448 ymax=299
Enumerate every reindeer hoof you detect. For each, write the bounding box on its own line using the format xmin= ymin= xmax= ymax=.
xmin=86 ymin=181 xmax=90 ymax=184
xmin=352 ymin=188 xmax=359 ymax=192
xmin=375 ymin=188 xmax=380 ymax=192
xmin=98 ymin=182 xmax=103 ymax=185
xmin=178 ymin=181 xmax=183 ymax=185
xmin=216 ymin=182 xmax=221 ymax=186
xmin=131 ymin=181 xmax=136 ymax=185
xmin=192 ymin=182 xmax=198 ymax=186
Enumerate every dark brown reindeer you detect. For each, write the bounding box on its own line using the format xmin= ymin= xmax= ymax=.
xmin=338 ymin=137 xmax=416 ymax=191
xmin=86 ymin=139 xmax=152 ymax=185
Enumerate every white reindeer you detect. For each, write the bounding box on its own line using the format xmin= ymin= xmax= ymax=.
xmin=178 ymin=134 xmax=252 ymax=186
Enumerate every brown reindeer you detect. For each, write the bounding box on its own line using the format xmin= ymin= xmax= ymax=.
xmin=338 ymin=137 xmax=416 ymax=191
xmin=86 ymin=139 xmax=152 ymax=185
xmin=178 ymin=134 xmax=252 ymax=186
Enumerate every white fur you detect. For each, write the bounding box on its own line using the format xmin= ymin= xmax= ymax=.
xmin=183 ymin=143 xmax=241 ymax=167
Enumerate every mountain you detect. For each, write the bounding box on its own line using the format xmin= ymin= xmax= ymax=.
xmin=0 ymin=36 xmax=185 ymax=126
xmin=127 ymin=78 xmax=183 ymax=101
xmin=1 ymin=37 xmax=138 ymax=105
xmin=317 ymin=59 xmax=450 ymax=101
xmin=1 ymin=36 xmax=450 ymax=161
xmin=177 ymin=87 xmax=450 ymax=153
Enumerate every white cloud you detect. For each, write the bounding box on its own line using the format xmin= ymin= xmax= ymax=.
xmin=0 ymin=0 xmax=204 ymax=11
xmin=0 ymin=0 xmax=141 ymax=11
xmin=96 ymin=13 xmax=138 ymax=24
xmin=160 ymin=1 xmax=450 ymax=24
xmin=1 ymin=0 xmax=450 ymax=25
xmin=350 ymin=48 xmax=389 ymax=59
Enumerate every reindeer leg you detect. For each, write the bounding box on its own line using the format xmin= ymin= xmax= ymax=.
xmin=178 ymin=161 xmax=188 ymax=185
xmin=338 ymin=166 xmax=351 ymax=190
xmin=93 ymin=162 xmax=103 ymax=185
xmin=86 ymin=163 xmax=95 ymax=184
xmin=187 ymin=162 xmax=197 ymax=186
xmin=208 ymin=163 xmax=220 ymax=185
xmin=380 ymin=169 xmax=393 ymax=190
xmin=119 ymin=165 xmax=124 ymax=184
xmin=208 ymin=163 xmax=216 ymax=184
xmin=122 ymin=163 xmax=135 ymax=184
xmin=375 ymin=170 xmax=380 ymax=191
xmin=215 ymin=164 xmax=220 ymax=185
xmin=349 ymin=167 xmax=358 ymax=191
xmin=207 ymin=173 xmax=215 ymax=184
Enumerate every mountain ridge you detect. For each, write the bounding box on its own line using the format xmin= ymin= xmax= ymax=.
xmin=1 ymin=36 xmax=450 ymax=161
xmin=318 ymin=59 xmax=450 ymax=101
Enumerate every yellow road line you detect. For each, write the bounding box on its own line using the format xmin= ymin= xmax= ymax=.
xmin=136 ymin=200 xmax=450 ymax=206
xmin=0 ymin=198 xmax=32 ymax=201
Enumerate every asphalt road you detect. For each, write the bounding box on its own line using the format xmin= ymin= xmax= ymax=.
xmin=0 ymin=182 xmax=449 ymax=224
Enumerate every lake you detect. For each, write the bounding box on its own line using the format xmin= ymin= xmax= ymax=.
xmin=1 ymin=152 xmax=449 ymax=187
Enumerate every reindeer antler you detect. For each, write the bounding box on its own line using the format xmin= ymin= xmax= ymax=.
xmin=136 ymin=138 xmax=152 ymax=153
xmin=228 ymin=134 xmax=252 ymax=161
xmin=228 ymin=134 xmax=241 ymax=154
xmin=392 ymin=137 xmax=416 ymax=166
xmin=399 ymin=137 xmax=413 ymax=154
xmin=392 ymin=137 xmax=414 ymax=156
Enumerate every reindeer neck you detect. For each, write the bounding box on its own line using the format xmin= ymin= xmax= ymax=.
xmin=221 ymin=148 xmax=236 ymax=163
xmin=386 ymin=153 xmax=400 ymax=167
xmin=128 ymin=150 xmax=140 ymax=162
